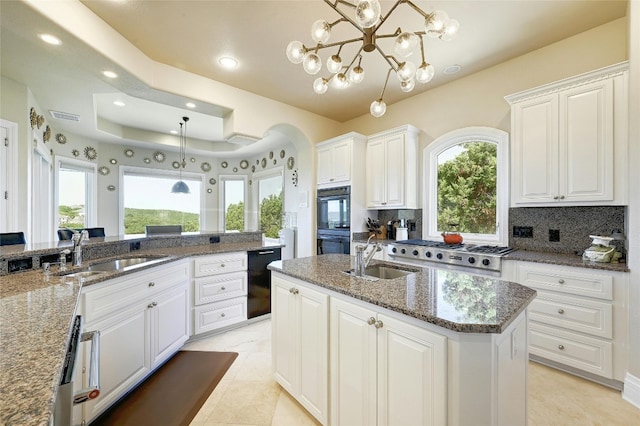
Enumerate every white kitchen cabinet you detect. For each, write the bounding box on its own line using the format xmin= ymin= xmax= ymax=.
xmin=506 ymin=62 xmax=628 ymax=206
xmin=78 ymin=259 xmax=190 ymax=423
xmin=516 ymin=261 xmax=628 ymax=384
xmin=192 ymin=252 xmax=248 ymax=335
xmin=366 ymin=125 xmax=419 ymax=209
xmin=272 ymin=274 xmax=329 ymax=425
xmin=317 ymin=138 xmax=351 ymax=186
xmin=330 ymin=297 xmax=447 ymax=426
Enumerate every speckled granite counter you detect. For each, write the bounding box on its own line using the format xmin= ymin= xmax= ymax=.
xmin=0 ymin=239 xmax=280 ymax=426
xmin=505 ymin=250 xmax=629 ymax=272
xmin=269 ymin=254 xmax=537 ymax=334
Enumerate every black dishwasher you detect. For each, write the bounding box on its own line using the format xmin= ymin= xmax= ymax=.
xmin=247 ymin=248 xmax=281 ymax=319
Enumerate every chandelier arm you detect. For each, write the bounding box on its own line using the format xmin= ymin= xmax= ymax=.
xmin=324 ymin=0 xmax=365 ymax=33
xmin=419 ymin=35 xmax=426 ymax=64
xmin=307 ymin=36 xmax=365 ymax=53
xmin=404 ymin=0 xmax=431 ymax=20
xmin=378 ymin=68 xmax=393 ymax=100
xmin=343 ymin=47 xmax=364 ymax=73
xmin=373 ymin=0 xmax=404 ymax=32
xmin=375 ymin=28 xmax=404 ymax=40
xmin=374 ymin=44 xmax=399 ymax=71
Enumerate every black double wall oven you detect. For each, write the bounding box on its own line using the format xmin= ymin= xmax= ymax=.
xmin=317 ymin=186 xmax=351 ymax=255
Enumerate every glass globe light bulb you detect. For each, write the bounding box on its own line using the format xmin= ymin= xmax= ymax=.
xmin=313 ymin=77 xmax=329 ymax=94
xmin=311 ymin=19 xmax=331 ymax=44
xmin=333 ymin=73 xmax=350 ymax=89
xmin=327 ymin=54 xmax=342 ymax=74
xmin=416 ymin=62 xmax=435 ymax=83
xmin=286 ymin=41 xmax=305 ymax=64
xmin=348 ymin=66 xmax=365 ymax=84
xmin=302 ymin=52 xmax=322 ymax=75
xmin=400 ymin=78 xmax=415 ymax=92
xmin=441 ymin=19 xmax=460 ymax=41
xmin=425 ymin=10 xmax=449 ymax=37
xmin=397 ymin=61 xmax=417 ymax=82
xmin=355 ymin=0 xmax=381 ymax=28
xmin=394 ymin=32 xmax=419 ymax=58
xmin=370 ymin=99 xmax=387 ymax=117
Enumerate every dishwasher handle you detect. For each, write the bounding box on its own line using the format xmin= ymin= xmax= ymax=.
xmin=73 ymin=330 xmax=101 ymax=404
xmin=256 ymin=250 xmax=275 ymax=255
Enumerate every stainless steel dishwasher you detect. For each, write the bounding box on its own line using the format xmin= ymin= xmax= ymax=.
xmin=247 ymin=248 xmax=281 ymax=319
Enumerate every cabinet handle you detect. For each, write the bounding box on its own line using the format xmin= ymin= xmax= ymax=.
xmin=289 ymin=287 xmax=295 ymax=293
xmin=147 ymin=302 xmax=154 ymax=308
xmin=558 ymin=344 xmax=565 ymax=351
xmin=367 ymin=317 xmax=376 ymax=325
xmin=221 ymin=313 xmax=226 ymax=318
xmin=374 ymin=320 xmax=384 ymax=329
xmin=558 ymin=308 xmax=565 ymax=314
xmin=148 ymin=282 xmax=155 ymax=287
xmin=558 ymin=279 xmax=565 ymax=284
xmin=293 ymin=288 xmax=299 ymax=295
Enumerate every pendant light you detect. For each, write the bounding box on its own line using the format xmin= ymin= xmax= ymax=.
xmin=171 ymin=116 xmax=190 ymax=194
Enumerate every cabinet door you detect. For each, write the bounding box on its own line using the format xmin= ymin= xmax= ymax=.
xmin=366 ymin=138 xmax=386 ymax=207
xmin=496 ymin=314 xmax=527 ymax=426
xmin=83 ymin=304 xmax=149 ymax=423
xmin=317 ymin=145 xmax=333 ymax=185
xmin=331 ymin=140 xmax=351 ymax=184
xmin=272 ymin=278 xmax=298 ymax=394
xmin=560 ymin=79 xmax=614 ymax=202
xmin=511 ymin=94 xmax=559 ymax=204
xmin=383 ymin=134 xmax=406 ymax=207
xmin=377 ymin=314 xmax=447 ymax=426
xmin=330 ymin=298 xmax=377 ymax=426
xmin=151 ymin=283 xmax=189 ymax=367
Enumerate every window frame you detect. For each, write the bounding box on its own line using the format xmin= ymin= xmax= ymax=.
xmin=423 ymin=127 xmax=509 ymax=245
xmin=54 ymin=155 xmax=98 ymax=232
xmin=119 ymin=165 xmax=205 ymax=235
xmin=219 ymin=174 xmax=249 ymax=232
xmin=252 ymin=167 xmax=284 ymax=240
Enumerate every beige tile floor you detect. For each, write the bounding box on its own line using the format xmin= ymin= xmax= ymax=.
xmin=184 ymin=319 xmax=640 ymax=426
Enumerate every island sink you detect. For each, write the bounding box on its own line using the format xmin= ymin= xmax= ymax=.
xmin=343 ymin=265 xmax=416 ymax=280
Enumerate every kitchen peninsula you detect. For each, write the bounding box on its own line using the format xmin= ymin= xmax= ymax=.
xmin=269 ymin=254 xmax=537 ymax=426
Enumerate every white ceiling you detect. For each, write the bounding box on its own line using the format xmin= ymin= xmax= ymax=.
xmin=0 ymin=0 xmax=628 ymax=155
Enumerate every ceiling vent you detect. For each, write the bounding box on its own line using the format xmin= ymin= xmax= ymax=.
xmin=227 ymin=133 xmax=259 ymax=146
xmin=49 ymin=110 xmax=80 ymax=122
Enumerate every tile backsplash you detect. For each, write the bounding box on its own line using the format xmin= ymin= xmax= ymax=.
xmin=508 ymin=206 xmax=626 ymax=255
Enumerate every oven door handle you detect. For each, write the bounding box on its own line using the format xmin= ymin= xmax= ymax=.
xmin=73 ymin=330 xmax=101 ymax=404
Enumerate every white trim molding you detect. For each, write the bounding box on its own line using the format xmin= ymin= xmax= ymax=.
xmin=623 ymin=373 xmax=640 ymax=409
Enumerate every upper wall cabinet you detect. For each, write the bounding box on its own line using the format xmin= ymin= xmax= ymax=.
xmin=506 ymin=62 xmax=628 ymax=206
xmin=317 ymin=133 xmax=366 ymax=189
xmin=366 ymin=125 xmax=419 ymax=209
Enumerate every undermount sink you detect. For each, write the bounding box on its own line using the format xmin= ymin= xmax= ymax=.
xmin=63 ymin=270 xmax=107 ymax=279
xmin=87 ymin=257 xmax=169 ymax=272
xmin=344 ymin=265 xmax=416 ymax=281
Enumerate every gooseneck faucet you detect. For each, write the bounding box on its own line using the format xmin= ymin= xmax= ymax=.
xmin=71 ymin=230 xmax=89 ymax=267
xmin=354 ymin=234 xmax=382 ymax=277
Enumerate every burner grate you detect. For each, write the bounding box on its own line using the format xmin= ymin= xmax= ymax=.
xmin=467 ymin=245 xmax=514 ymax=255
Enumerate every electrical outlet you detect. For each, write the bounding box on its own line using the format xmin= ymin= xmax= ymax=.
xmin=549 ymin=229 xmax=560 ymax=242
xmin=210 ymin=236 xmax=220 ymax=244
xmin=130 ymin=241 xmax=141 ymax=251
xmin=513 ymin=226 xmax=533 ymax=238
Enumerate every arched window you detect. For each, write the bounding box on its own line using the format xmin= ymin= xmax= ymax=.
xmin=423 ymin=127 xmax=509 ymax=244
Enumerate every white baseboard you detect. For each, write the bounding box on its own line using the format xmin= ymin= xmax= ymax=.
xmin=623 ymin=372 xmax=640 ymax=409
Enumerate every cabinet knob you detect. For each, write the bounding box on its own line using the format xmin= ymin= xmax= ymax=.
xmin=152 ymin=301 xmax=157 ymax=307
xmin=221 ymin=286 xmax=226 ymax=291
xmin=553 ymin=196 xmax=559 ymax=200
xmin=293 ymin=288 xmax=299 ymax=295
xmin=221 ymin=313 xmax=226 ymax=318
xmin=374 ymin=320 xmax=384 ymax=329
xmin=220 ymin=263 xmax=225 ymax=268
xmin=330 ymin=178 xmax=334 ymax=181
xmin=558 ymin=279 xmax=565 ymax=284
xmin=558 ymin=344 xmax=565 ymax=351
xmin=559 ymin=195 xmax=565 ymax=200
xmin=289 ymin=287 xmax=295 ymax=293
xmin=558 ymin=308 xmax=565 ymax=314
xmin=367 ymin=317 xmax=376 ymax=325
xmin=147 ymin=302 xmax=157 ymax=308
xmin=148 ymin=282 xmax=155 ymax=287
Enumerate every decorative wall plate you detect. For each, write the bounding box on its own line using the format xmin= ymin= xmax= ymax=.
xmin=233 ymin=167 xmax=238 ymax=172
xmin=251 ymin=165 xmax=256 ymax=173
xmin=172 ymin=161 xmax=180 ymax=169
xmin=84 ymin=146 xmax=97 ymax=160
xmin=190 ymin=157 xmax=196 ymax=163
xmin=287 ymin=156 xmax=295 ymax=170
xmin=43 ymin=125 xmax=51 ymax=142
xmin=107 ymin=185 xmax=116 ymax=191
xmin=209 ymin=178 xmax=216 ymax=185
xmin=55 ymin=133 xmax=67 ymax=144
xmin=109 ymin=158 xmax=117 ymax=164
xmin=256 ymin=159 xmax=259 ymax=165
xmin=280 ymin=149 xmax=286 ymax=159
xmin=261 ymin=158 xmax=267 ymax=168
xmin=207 ymin=188 xmax=213 ymax=193
xmin=98 ymin=166 xmax=110 ymax=175
xmin=240 ymin=160 xmax=249 ymax=169
xmin=124 ymin=148 xmax=135 ymax=157
xmin=221 ymin=161 xmax=228 ymax=168
xmin=201 ymin=162 xmax=211 ymax=172
xmin=30 ymin=108 xmax=37 ymax=129
xmin=269 ymin=151 xmax=274 ymax=159
xmin=273 ymin=159 xmax=277 ymax=165
xmin=72 ymin=149 xmax=80 ymax=157
xmin=144 ymin=158 xmax=151 ymax=164
xmin=37 ymin=115 xmax=44 ymax=129
xmin=153 ymin=151 xmax=166 ymax=162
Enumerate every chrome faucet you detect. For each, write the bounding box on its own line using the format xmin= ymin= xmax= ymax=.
xmin=354 ymin=234 xmax=382 ymax=277
xmin=71 ymin=230 xmax=89 ymax=266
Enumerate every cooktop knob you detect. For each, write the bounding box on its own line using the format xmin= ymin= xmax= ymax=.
xmin=436 ymin=253 xmax=443 ymax=260
xmin=391 ymin=247 xmax=397 ymax=253
xmin=468 ymin=257 xmax=476 ymax=264
xmin=412 ymin=250 xmax=419 ymax=256
xmin=482 ymin=259 xmax=491 ymax=266
xmin=401 ymin=248 xmax=406 ymax=254
xmin=425 ymin=251 xmax=432 ymax=258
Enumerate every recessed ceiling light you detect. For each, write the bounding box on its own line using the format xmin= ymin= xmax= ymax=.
xmin=218 ymin=56 xmax=238 ymax=70
xmin=170 ymin=130 xmax=178 ymax=135
xmin=113 ymin=101 xmax=125 ymax=107
xmin=443 ymin=64 xmax=462 ymax=75
xmin=102 ymin=70 xmax=118 ymax=79
xmin=39 ymin=34 xmax=62 ymax=45
xmin=185 ymin=102 xmax=196 ymax=108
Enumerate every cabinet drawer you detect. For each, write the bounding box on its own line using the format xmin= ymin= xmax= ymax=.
xmin=194 ymin=271 xmax=247 ymax=305
xmin=193 ymin=252 xmax=247 ymax=277
xmin=529 ymin=291 xmax=612 ymax=338
xmin=529 ymin=322 xmax=612 ymax=378
xmin=517 ymin=263 xmax=612 ymax=300
xmin=193 ymin=297 xmax=247 ymax=334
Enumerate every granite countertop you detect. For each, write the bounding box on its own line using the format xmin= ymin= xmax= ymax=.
xmin=0 ymin=240 xmax=280 ymax=426
xmin=269 ymin=254 xmax=537 ymax=335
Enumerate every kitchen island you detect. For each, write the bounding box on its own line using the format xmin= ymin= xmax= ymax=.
xmin=269 ymin=254 xmax=537 ymax=426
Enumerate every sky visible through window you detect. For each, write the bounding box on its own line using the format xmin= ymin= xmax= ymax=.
xmin=124 ymin=175 xmax=201 ymax=213
xmin=58 ymin=169 xmax=85 ymax=206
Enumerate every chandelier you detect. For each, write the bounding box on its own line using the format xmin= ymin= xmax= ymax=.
xmin=171 ymin=116 xmax=190 ymax=194
xmin=286 ymin=0 xmax=459 ymax=117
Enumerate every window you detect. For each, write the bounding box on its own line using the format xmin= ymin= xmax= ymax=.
xmin=220 ymin=176 xmax=247 ymax=232
xmin=254 ymin=168 xmax=283 ymax=241
xmin=424 ymin=127 xmax=509 ymax=244
xmin=121 ymin=167 xmax=203 ymax=235
xmin=55 ymin=156 xmax=97 ymax=232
